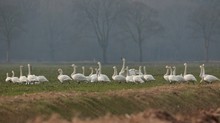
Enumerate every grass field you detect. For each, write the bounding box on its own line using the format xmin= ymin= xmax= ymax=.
xmin=0 ymin=62 xmax=220 ymax=123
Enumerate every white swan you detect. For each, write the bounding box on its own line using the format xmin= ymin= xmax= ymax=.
xmin=143 ymin=66 xmax=155 ymax=81
xmin=5 ymin=73 xmax=12 ymax=82
xmin=163 ymin=66 xmax=170 ymax=82
xmin=125 ymin=66 xmax=134 ymax=83
xmin=112 ymin=66 xmax=126 ymax=82
xmin=97 ymin=62 xmax=110 ymax=82
xmin=90 ymin=68 xmax=98 ymax=83
xmin=168 ymin=66 xmax=177 ymax=83
xmin=71 ymin=64 xmax=87 ymax=83
xmin=119 ymin=58 xmax=126 ymax=77
xmin=27 ymin=64 xmax=38 ymax=84
xmin=183 ymin=63 xmax=197 ymax=84
xmin=57 ymin=68 xmax=72 ymax=83
xmin=172 ymin=66 xmax=185 ymax=83
xmin=19 ymin=65 xmax=28 ymax=83
xmin=37 ymin=76 xmax=49 ymax=83
xmin=11 ymin=70 xmax=20 ymax=83
xmin=132 ymin=66 xmax=144 ymax=83
xmin=200 ymin=64 xmax=220 ymax=83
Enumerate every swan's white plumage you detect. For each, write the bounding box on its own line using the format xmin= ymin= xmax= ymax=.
xmin=57 ymin=68 xmax=72 ymax=83
xmin=112 ymin=66 xmax=126 ymax=82
xmin=183 ymin=63 xmax=197 ymax=83
xmin=5 ymin=73 xmax=12 ymax=82
xmin=143 ymin=66 xmax=155 ymax=81
xmin=71 ymin=64 xmax=87 ymax=82
xmin=200 ymin=64 xmax=220 ymax=83
xmin=11 ymin=71 xmax=20 ymax=83
xmin=97 ymin=62 xmax=110 ymax=82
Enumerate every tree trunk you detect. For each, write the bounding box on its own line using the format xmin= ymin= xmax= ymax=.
xmin=138 ymin=42 xmax=143 ymax=62
xmin=102 ymin=46 xmax=107 ymax=64
xmin=6 ymin=39 xmax=11 ymax=63
xmin=204 ymin=40 xmax=209 ymax=63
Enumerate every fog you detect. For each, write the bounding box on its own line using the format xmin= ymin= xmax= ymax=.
xmin=0 ymin=0 xmax=219 ymax=63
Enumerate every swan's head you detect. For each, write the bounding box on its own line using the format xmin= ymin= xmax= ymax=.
xmin=202 ymin=64 xmax=205 ymax=66
xmin=184 ymin=63 xmax=187 ymax=66
xmin=200 ymin=65 xmax=202 ymax=68
xmin=58 ymin=68 xmax=62 ymax=72
xmin=113 ymin=66 xmax=116 ymax=69
xmin=71 ymin=64 xmax=76 ymax=67
xmin=97 ymin=62 xmax=101 ymax=65
xmin=11 ymin=70 xmax=14 ymax=74
xmin=122 ymin=58 xmax=125 ymax=61
xmin=82 ymin=66 xmax=85 ymax=69
xmin=165 ymin=65 xmax=169 ymax=68
xmin=28 ymin=64 xmax=30 ymax=67
xmin=172 ymin=66 xmax=176 ymax=69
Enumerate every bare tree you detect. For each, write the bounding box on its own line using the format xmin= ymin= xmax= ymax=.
xmin=74 ymin=0 xmax=120 ymax=63
xmin=119 ymin=1 xmax=162 ymax=62
xmin=189 ymin=1 xmax=220 ymax=62
xmin=0 ymin=2 xmax=24 ymax=62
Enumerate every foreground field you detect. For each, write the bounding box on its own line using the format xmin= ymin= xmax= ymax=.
xmin=0 ymin=63 xmax=220 ymax=123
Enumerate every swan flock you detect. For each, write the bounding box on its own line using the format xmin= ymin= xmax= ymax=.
xmin=4 ymin=59 xmax=220 ymax=84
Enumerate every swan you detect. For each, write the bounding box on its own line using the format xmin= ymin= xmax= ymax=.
xmin=37 ymin=76 xmax=49 ymax=83
xmin=5 ymin=73 xmax=12 ymax=82
xmin=163 ymin=66 xmax=170 ymax=82
xmin=128 ymin=68 xmax=139 ymax=76
xmin=112 ymin=66 xmax=126 ymax=82
xmin=97 ymin=62 xmax=110 ymax=82
xmin=183 ymin=63 xmax=197 ymax=84
xmin=125 ymin=66 xmax=134 ymax=83
xmin=90 ymin=68 xmax=98 ymax=82
xmin=57 ymin=68 xmax=72 ymax=83
xmin=200 ymin=64 xmax=220 ymax=83
xmin=11 ymin=70 xmax=20 ymax=83
xmin=132 ymin=66 xmax=144 ymax=83
xmin=71 ymin=64 xmax=87 ymax=83
xmin=168 ymin=66 xmax=177 ymax=84
xmin=172 ymin=66 xmax=185 ymax=83
xmin=119 ymin=58 xmax=126 ymax=77
xmin=27 ymin=64 xmax=38 ymax=84
xmin=143 ymin=66 xmax=155 ymax=81
xmin=19 ymin=65 xmax=28 ymax=83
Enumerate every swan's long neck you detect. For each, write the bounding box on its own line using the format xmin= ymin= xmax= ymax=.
xmin=59 ymin=70 xmax=63 ymax=75
xmin=173 ymin=68 xmax=176 ymax=75
xmin=202 ymin=66 xmax=205 ymax=76
xmin=169 ymin=68 xmax=173 ymax=75
xmin=12 ymin=71 xmax=15 ymax=77
xmin=20 ymin=66 xmax=23 ymax=77
xmin=199 ymin=66 xmax=203 ymax=78
xmin=112 ymin=67 xmax=116 ymax=77
xmin=139 ymin=66 xmax=142 ymax=75
xmin=165 ymin=68 xmax=169 ymax=75
xmin=82 ymin=67 xmax=85 ymax=75
xmin=98 ymin=63 xmax=102 ymax=74
xmin=120 ymin=59 xmax=125 ymax=73
xmin=184 ymin=64 xmax=187 ymax=76
xmin=28 ymin=64 xmax=31 ymax=75
xmin=115 ymin=67 xmax=118 ymax=75
xmin=89 ymin=68 xmax=93 ymax=76
xmin=6 ymin=73 xmax=9 ymax=77
xmin=143 ymin=66 xmax=147 ymax=75
xmin=72 ymin=66 xmax=76 ymax=74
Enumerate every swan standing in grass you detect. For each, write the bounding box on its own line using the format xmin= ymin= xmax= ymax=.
xmin=183 ymin=63 xmax=197 ymax=84
xmin=172 ymin=66 xmax=185 ymax=83
xmin=200 ymin=64 xmax=220 ymax=83
xmin=71 ymin=64 xmax=87 ymax=83
xmin=27 ymin=64 xmax=38 ymax=84
xmin=19 ymin=65 xmax=28 ymax=83
xmin=125 ymin=66 xmax=134 ymax=83
xmin=5 ymin=73 xmax=12 ymax=82
xmin=90 ymin=68 xmax=98 ymax=82
xmin=132 ymin=66 xmax=144 ymax=83
xmin=11 ymin=71 xmax=20 ymax=83
xmin=163 ymin=66 xmax=170 ymax=82
xmin=97 ymin=62 xmax=110 ymax=82
xmin=112 ymin=66 xmax=126 ymax=83
xmin=119 ymin=58 xmax=126 ymax=77
xmin=168 ymin=66 xmax=177 ymax=84
xmin=143 ymin=66 xmax=155 ymax=81
xmin=58 ymin=68 xmax=72 ymax=83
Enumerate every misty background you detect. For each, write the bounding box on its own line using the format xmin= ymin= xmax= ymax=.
xmin=0 ymin=0 xmax=220 ymax=63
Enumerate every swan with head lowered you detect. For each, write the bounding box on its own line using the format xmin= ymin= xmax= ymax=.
xmin=71 ymin=64 xmax=87 ymax=83
xmin=143 ymin=66 xmax=155 ymax=81
xmin=57 ymin=68 xmax=72 ymax=83
xmin=183 ymin=63 xmax=197 ymax=84
xmin=112 ymin=66 xmax=126 ymax=83
xmin=200 ymin=64 xmax=220 ymax=83
xmin=19 ymin=65 xmax=28 ymax=83
xmin=97 ymin=62 xmax=110 ymax=82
